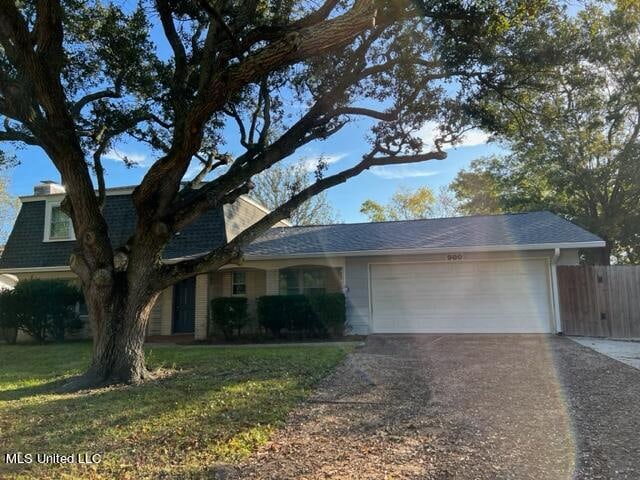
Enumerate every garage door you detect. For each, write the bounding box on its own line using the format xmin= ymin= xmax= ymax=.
xmin=370 ymin=259 xmax=552 ymax=333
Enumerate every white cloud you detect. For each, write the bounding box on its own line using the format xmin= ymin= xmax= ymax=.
xmin=103 ymin=149 xmax=148 ymax=166
xmin=370 ymin=165 xmax=440 ymax=180
xmin=300 ymin=153 xmax=347 ymax=172
xmin=418 ymin=121 xmax=489 ymax=150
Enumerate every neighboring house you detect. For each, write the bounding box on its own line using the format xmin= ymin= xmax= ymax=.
xmin=0 ymin=246 xmax=17 ymax=291
xmin=0 ymin=181 xmax=605 ymax=338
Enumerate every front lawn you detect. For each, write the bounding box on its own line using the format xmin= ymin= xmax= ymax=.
xmin=0 ymin=342 xmax=349 ymax=479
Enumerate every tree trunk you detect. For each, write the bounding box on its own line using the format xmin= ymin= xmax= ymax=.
xmin=64 ymin=273 xmax=160 ymax=389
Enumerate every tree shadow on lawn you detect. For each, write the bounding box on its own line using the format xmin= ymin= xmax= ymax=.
xmin=0 ymin=350 xmax=341 ymax=478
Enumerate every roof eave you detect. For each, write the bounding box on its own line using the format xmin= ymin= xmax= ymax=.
xmin=242 ymin=241 xmax=606 ymax=261
xmin=0 ymin=240 xmax=605 ymax=272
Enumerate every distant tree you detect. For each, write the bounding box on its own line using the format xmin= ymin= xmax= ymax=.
xmin=458 ymin=2 xmax=640 ymax=264
xmin=252 ymin=161 xmax=338 ymax=225
xmin=361 ymin=186 xmax=435 ymax=221
xmin=431 ymin=186 xmax=460 ymax=219
xmin=0 ymin=173 xmax=18 ymax=244
xmin=449 ymin=157 xmax=507 ymax=216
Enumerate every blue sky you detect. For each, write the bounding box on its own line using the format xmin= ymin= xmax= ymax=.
xmin=3 ymin=5 xmax=509 ymax=225
xmin=6 ymin=122 xmax=505 ymax=224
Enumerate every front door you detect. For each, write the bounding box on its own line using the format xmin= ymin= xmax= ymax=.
xmin=173 ymin=277 xmax=196 ymax=333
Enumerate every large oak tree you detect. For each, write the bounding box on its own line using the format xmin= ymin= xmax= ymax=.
xmin=0 ymin=0 xmax=550 ymax=386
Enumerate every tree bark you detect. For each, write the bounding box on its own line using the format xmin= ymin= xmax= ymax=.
xmin=63 ymin=270 xmax=160 ymax=390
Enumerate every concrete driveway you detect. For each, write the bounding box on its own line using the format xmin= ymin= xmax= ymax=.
xmin=229 ymin=335 xmax=640 ymax=479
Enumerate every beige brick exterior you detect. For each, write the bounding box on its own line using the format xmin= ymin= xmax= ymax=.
xmin=195 ymin=274 xmax=208 ymax=340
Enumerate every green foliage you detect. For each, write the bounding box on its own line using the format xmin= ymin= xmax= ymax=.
xmin=361 ymin=185 xmax=455 ymax=221
xmin=0 ymin=342 xmax=349 ymax=478
xmin=308 ymin=293 xmax=347 ymax=337
xmin=459 ymin=1 xmax=640 ymax=264
xmin=209 ymin=297 xmax=249 ymax=340
xmin=450 ymin=157 xmax=509 ymax=215
xmin=0 ymin=172 xmax=18 ymax=243
xmin=0 ymin=279 xmax=83 ymax=343
xmin=257 ymin=293 xmax=346 ymax=338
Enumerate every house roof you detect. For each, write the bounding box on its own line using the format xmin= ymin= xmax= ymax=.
xmin=244 ymin=211 xmax=604 ymax=258
xmin=0 ymin=191 xmax=604 ymax=272
xmin=0 ymin=194 xmax=226 ymax=269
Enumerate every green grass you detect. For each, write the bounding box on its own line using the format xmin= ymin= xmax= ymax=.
xmin=0 ymin=342 xmax=350 ymax=479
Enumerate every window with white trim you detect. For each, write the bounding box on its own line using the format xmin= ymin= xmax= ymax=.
xmin=232 ymin=271 xmax=247 ymax=296
xmin=44 ymin=202 xmax=75 ymax=241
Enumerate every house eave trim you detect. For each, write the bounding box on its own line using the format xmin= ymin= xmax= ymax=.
xmin=242 ymin=241 xmax=606 ymax=260
xmin=0 ymin=266 xmax=72 ymax=273
xmin=0 ymin=241 xmax=604 ymax=272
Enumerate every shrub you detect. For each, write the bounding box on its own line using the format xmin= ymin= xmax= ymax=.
xmin=0 ymin=279 xmax=83 ymax=343
xmin=309 ymin=293 xmax=347 ymax=337
xmin=256 ymin=296 xmax=288 ymax=336
xmin=257 ymin=293 xmax=346 ymax=338
xmin=0 ymin=290 xmax=18 ymax=344
xmin=210 ymin=297 xmax=249 ymax=339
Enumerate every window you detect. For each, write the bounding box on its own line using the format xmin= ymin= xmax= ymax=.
xmin=302 ymin=269 xmax=326 ymax=295
xmin=44 ymin=202 xmax=74 ymax=241
xmin=232 ymin=271 xmax=247 ymax=295
xmin=279 ymin=269 xmax=299 ymax=295
xmin=279 ymin=268 xmax=327 ymax=295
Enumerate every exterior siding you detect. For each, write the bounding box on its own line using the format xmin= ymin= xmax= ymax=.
xmin=223 ymin=196 xmax=289 ymax=242
xmin=265 ymin=270 xmax=279 ymax=295
xmin=557 ymin=248 xmax=580 ymax=265
xmin=147 ymin=293 xmax=163 ymax=336
xmin=146 ymin=287 xmax=173 ymax=337
xmin=159 ymin=286 xmax=173 ymax=335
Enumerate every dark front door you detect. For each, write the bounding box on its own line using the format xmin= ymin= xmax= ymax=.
xmin=173 ymin=277 xmax=196 ymax=333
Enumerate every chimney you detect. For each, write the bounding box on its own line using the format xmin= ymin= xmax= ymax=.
xmin=34 ymin=180 xmax=65 ymax=196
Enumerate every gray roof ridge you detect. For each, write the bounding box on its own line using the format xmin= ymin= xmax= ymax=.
xmin=272 ymin=210 xmax=553 ymax=229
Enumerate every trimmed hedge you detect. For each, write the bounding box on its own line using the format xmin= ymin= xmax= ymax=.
xmin=0 ymin=279 xmax=83 ymax=343
xmin=257 ymin=293 xmax=346 ymax=338
xmin=210 ymin=297 xmax=249 ymax=339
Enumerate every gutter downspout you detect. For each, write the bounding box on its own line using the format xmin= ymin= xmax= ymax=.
xmin=550 ymin=248 xmax=562 ymax=334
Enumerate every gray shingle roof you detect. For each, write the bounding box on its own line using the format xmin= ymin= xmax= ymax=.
xmin=0 ymin=194 xmax=226 ymax=269
xmin=245 ymin=211 xmax=604 ymax=257
xmin=0 ymin=198 xmax=603 ymax=271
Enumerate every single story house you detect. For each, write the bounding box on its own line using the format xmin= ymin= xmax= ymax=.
xmin=0 ymin=182 xmax=605 ymax=338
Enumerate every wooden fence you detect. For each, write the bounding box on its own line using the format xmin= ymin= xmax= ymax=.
xmin=557 ymin=265 xmax=640 ymax=338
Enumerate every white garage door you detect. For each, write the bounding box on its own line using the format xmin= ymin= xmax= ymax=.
xmin=370 ymin=259 xmax=553 ymax=333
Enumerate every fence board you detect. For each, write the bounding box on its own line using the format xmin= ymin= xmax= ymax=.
xmin=558 ymin=265 xmax=640 ymax=338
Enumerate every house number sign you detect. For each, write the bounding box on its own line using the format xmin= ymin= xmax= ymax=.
xmin=446 ymin=254 xmax=463 ymax=261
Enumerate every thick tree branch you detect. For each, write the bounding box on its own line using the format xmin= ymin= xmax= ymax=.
xmin=135 ymin=0 xmax=381 ymax=216
xmin=160 ymin=148 xmax=447 ymax=284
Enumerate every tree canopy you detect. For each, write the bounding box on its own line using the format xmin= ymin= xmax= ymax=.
xmin=453 ymin=1 xmax=640 ymax=264
xmin=361 ymin=185 xmax=435 ymax=221
xmin=0 ymin=0 xmax=555 ymax=385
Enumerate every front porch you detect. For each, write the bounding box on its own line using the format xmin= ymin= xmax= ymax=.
xmin=145 ymin=260 xmax=344 ymax=341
